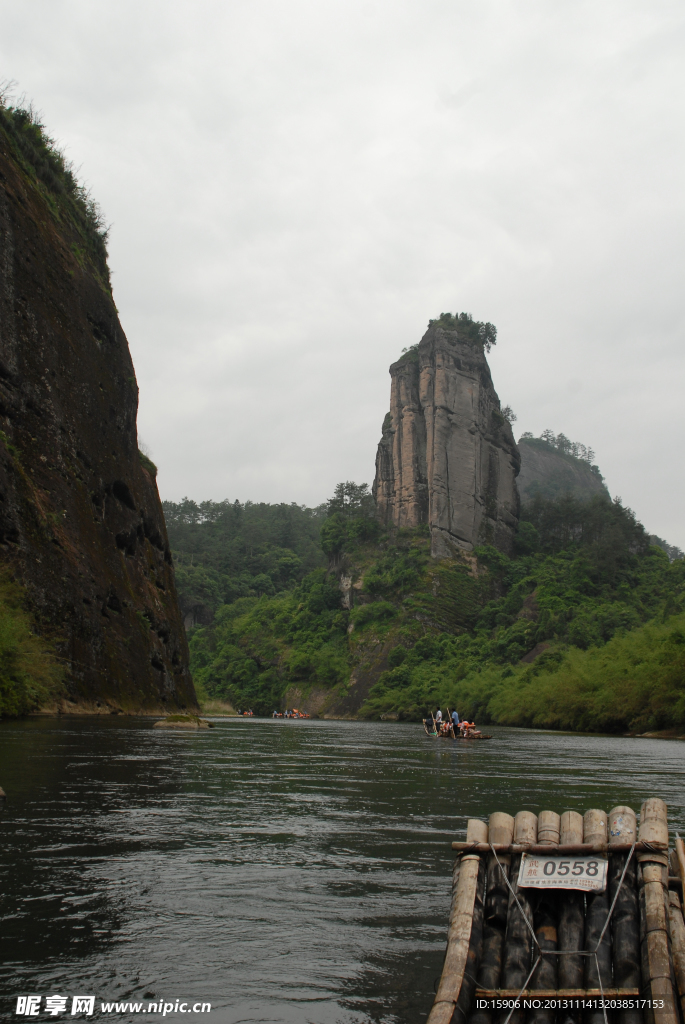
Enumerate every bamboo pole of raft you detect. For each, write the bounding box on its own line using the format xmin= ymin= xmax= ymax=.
xmin=499 ymin=811 xmax=537 ymax=1024
xmin=428 ymin=819 xmax=487 ymax=1024
xmin=470 ymin=813 xmax=515 ymax=1024
xmin=453 ymin=823 xmax=487 ymax=1024
xmin=608 ymin=805 xmax=642 ymax=1024
xmin=557 ymin=811 xmax=584 ymax=1024
xmin=583 ymin=810 xmax=612 ymax=1024
xmin=638 ymin=798 xmax=678 ymax=1024
xmin=667 ymin=890 xmax=685 ymax=1018
xmin=528 ymin=811 xmax=560 ymax=1024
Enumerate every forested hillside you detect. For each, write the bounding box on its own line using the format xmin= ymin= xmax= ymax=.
xmin=162 ymin=498 xmax=327 ymax=627
xmin=183 ymin=485 xmax=685 ymax=733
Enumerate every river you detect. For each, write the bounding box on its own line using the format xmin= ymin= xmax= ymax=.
xmin=1 ymin=717 xmax=685 ymax=1023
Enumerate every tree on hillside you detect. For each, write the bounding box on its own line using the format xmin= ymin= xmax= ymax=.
xmin=326 ymin=481 xmax=375 ymax=519
xmin=650 ymin=535 xmax=685 ymax=563
xmin=321 ymin=482 xmax=380 ymax=557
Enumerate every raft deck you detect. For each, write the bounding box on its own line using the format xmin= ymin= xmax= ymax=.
xmin=428 ymin=801 xmax=685 ymax=1024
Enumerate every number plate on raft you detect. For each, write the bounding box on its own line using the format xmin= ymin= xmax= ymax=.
xmin=518 ymin=854 xmax=607 ymax=891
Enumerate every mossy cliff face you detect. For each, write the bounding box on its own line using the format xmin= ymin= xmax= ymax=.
xmin=0 ymin=120 xmax=196 ymax=713
xmin=373 ymin=321 xmax=520 ymax=558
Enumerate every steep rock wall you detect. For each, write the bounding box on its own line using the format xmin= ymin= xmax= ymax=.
xmin=373 ymin=321 xmax=520 ymax=557
xmin=0 ymin=117 xmax=196 ymax=713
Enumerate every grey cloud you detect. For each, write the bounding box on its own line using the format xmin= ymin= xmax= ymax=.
xmin=1 ymin=0 xmax=684 ymax=543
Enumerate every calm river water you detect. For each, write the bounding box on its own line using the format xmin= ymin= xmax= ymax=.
xmin=2 ymin=718 xmax=685 ymax=1023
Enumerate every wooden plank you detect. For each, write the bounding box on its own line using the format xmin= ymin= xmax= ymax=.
xmin=451 ymin=841 xmax=666 ymax=854
xmin=427 ymin=855 xmax=481 ymax=1024
xmin=475 ymin=989 xmax=640 ymax=998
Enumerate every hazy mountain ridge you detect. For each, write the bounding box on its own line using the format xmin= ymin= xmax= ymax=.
xmin=517 ymin=435 xmax=610 ymax=503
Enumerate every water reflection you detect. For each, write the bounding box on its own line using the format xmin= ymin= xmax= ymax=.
xmin=1 ymin=718 xmax=684 ymax=1022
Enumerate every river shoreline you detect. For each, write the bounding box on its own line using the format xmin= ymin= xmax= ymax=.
xmin=20 ymin=710 xmax=685 ymax=740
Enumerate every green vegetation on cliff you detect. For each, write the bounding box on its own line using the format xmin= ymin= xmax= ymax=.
xmin=162 ymin=498 xmax=327 ymax=625
xmin=448 ymin=613 xmax=685 ymax=733
xmin=189 ymin=571 xmax=349 ymax=711
xmin=362 ymin=497 xmax=685 ymax=732
xmin=184 ymin=486 xmax=685 ymax=731
xmin=0 ymin=573 xmax=63 ymax=717
xmin=0 ymin=97 xmax=110 ymax=287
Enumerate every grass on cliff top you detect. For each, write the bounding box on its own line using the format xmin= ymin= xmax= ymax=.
xmin=0 ymin=97 xmax=110 ymax=288
xmin=0 ymin=571 xmax=64 ymax=717
xmin=138 ymin=449 xmax=158 ymax=478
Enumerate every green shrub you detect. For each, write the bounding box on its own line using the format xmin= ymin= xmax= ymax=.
xmin=138 ymin=450 xmax=158 ymax=478
xmin=350 ymin=601 xmax=397 ymax=628
xmin=0 ymin=574 xmax=64 ymax=717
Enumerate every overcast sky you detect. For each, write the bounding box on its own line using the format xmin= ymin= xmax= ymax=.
xmin=1 ymin=0 xmax=684 ymax=543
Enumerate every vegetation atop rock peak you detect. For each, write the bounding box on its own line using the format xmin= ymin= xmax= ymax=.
xmin=396 ymin=312 xmax=498 ymax=366
xmin=428 ymin=311 xmax=498 ymax=352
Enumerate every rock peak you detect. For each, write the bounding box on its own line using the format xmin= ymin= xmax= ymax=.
xmin=373 ymin=319 xmax=520 ymax=557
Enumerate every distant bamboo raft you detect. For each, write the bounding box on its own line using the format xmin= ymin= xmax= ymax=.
xmin=428 ymin=801 xmax=684 ymax=1024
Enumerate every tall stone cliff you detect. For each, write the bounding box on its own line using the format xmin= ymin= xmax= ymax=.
xmin=0 ymin=109 xmax=196 ymax=713
xmin=373 ymin=319 xmax=520 ymax=557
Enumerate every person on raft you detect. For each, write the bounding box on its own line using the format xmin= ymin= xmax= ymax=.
xmin=435 ymin=708 xmax=443 ymax=725
xmin=451 ymin=709 xmax=460 ymax=730
xmin=459 ymin=720 xmax=481 ymax=737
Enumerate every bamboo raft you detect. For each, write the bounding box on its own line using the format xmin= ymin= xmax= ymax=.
xmin=423 ymin=722 xmax=493 ymax=741
xmin=428 ymin=800 xmax=685 ymax=1024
